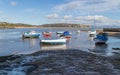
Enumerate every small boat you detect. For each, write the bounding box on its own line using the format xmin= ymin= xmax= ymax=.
xmin=56 ymin=31 xmax=71 ymax=34
xmin=60 ymin=31 xmax=71 ymax=39
xmin=88 ymin=30 xmax=96 ymax=37
xmin=56 ymin=31 xmax=64 ymax=37
xmin=56 ymin=31 xmax=71 ymax=37
xmin=22 ymin=30 xmax=40 ymax=38
xmin=77 ymin=30 xmax=80 ymax=33
xmin=40 ymin=38 xmax=66 ymax=45
xmin=42 ymin=31 xmax=52 ymax=38
xmin=94 ymin=32 xmax=108 ymax=44
xmin=56 ymin=31 xmax=64 ymax=34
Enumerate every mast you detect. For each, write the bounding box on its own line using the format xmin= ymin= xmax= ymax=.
xmin=92 ymin=0 xmax=96 ymax=31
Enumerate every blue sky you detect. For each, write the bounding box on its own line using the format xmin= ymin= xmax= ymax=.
xmin=0 ymin=0 xmax=120 ymax=26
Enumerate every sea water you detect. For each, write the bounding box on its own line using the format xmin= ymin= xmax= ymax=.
xmin=0 ymin=28 xmax=119 ymax=56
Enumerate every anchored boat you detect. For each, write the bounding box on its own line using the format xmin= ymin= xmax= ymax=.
xmin=88 ymin=30 xmax=96 ymax=37
xmin=60 ymin=31 xmax=71 ymax=40
xmin=21 ymin=30 xmax=40 ymax=38
xmin=42 ymin=31 xmax=52 ymax=38
xmin=40 ymin=38 xmax=66 ymax=45
xmin=94 ymin=32 xmax=108 ymax=44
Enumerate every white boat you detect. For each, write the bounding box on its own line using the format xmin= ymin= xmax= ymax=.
xmin=21 ymin=30 xmax=40 ymax=38
xmin=88 ymin=30 xmax=96 ymax=37
xmin=56 ymin=32 xmax=64 ymax=37
xmin=56 ymin=31 xmax=64 ymax=34
xmin=77 ymin=30 xmax=80 ymax=33
xmin=40 ymin=38 xmax=66 ymax=45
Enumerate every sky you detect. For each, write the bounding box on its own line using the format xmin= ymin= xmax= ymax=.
xmin=0 ymin=0 xmax=120 ymax=26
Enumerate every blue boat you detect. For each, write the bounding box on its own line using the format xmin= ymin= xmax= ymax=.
xmin=94 ymin=32 xmax=108 ymax=44
xmin=63 ymin=31 xmax=71 ymax=36
xmin=60 ymin=31 xmax=71 ymax=40
xmin=60 ymin=31 xmax=71 ymax=37
xmin=22 ymin=30 xmax=40 ymax=38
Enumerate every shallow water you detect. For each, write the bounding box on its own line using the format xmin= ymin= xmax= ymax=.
xmin=0 ymin=28 xmax=120 ymax=56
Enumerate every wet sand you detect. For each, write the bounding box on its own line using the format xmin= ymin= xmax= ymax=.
xmin=0 ymin=49 xmax=120 ymax=75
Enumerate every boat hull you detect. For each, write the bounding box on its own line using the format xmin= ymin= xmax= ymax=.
xmin=94 ymin=38 xmax=107 ymax=44
xmin=89 ymin=34 xmax=96 ymax=37
xmin=21 ymin=30 xmax=40 ymax=38
xmin=40 ymin=39 xmax=66 ymax=45
xmin=64 ymin=36 xmax=71 ymax=39
xmin=22 ymin=34 xmax=40 ymax=38
xmin=88 ymin=31 xmax=96 ymax=37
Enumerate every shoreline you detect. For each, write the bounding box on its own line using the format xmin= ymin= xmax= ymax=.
xmin=0 ymin=49 xmax=120 ymax=75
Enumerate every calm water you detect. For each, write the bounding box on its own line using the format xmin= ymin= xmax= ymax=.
xmin=0 ymin=28 xmax=120 ymax=56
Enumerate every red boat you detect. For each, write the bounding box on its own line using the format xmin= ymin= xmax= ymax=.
xmin=43 ymin=32 xmax=52 ymax=38
xmin=64 ymin=36 xmax=71 ymax=39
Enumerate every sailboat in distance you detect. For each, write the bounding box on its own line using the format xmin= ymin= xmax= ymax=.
xmin=88 ymin=15 xmax=96 ymax=37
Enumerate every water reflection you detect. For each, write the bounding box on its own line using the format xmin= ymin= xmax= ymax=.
xmin=88 ymin=36 xmax=95 ymax=41
xmin=40 ymin=44 xmax=67 ymax=50
xmin=94 ymin=44 xmax=108 ymax=50
xmin=22 ymin=38 xmax=39 ymax=47
xmin=91 ymin=44 xmax=108 ymax=54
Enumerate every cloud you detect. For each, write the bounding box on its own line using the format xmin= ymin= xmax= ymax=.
xmin=74 ymin=15 xmax=120 ymax=27
xmin=63 ymin=15 xmax=72 ymax=19
xmin=51 ymin=0 xmax=120 ymax=27
xmin=46 ymin=13 xmax=59 ymax=19
xmin=53 ymin=0 xmax=120 ymax=13
xmin=10 ymin=1 xmax=17 ymax=6
xmin=45 ymin=13 xmax=120 ymax=27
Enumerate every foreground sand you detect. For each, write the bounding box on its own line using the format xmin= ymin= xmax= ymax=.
xmin=0 ymin=49 xmax=120 ymax=75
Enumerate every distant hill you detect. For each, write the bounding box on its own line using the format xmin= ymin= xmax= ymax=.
xmin=0 ymin=22 xmax=89 ymax=29
xmin=0 ymin=22 xmax=38 ymax=28
xmin=38 ymin=23 xmax=89 ymax=28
